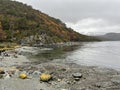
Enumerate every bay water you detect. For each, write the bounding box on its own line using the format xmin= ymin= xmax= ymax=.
xmin=30 ymin=41 xmax=120 ymax=70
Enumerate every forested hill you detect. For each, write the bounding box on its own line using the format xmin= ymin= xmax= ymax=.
xmin=0 ymin=0 xmax=98 ymax=44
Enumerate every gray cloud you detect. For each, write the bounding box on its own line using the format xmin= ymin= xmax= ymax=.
xmin=15 ymin=0 xmax=120 ymax=22
xmin=66 ymin=18 xmax=120 ymax=35
xmin=15 ymin=0 xmax=120 ymax=34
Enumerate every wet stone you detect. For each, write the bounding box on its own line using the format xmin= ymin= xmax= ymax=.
xmin=32 ymin=71 xmax=41 ymax=77
xmin=72 ymin=73 xmax=82 ymax=78
xmin=27 ymin=70 xmax=33 ymax=75
xmin=74 ymin=78 xmax=80 ymax=81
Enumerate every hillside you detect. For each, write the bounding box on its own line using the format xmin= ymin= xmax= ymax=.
xmin=0 ymin=21 xmax=6 ymax=41
xmin=0 ymin=0 xmax=98 ymax=44
xmin=96 ymin=33 xmax=120 ymax=41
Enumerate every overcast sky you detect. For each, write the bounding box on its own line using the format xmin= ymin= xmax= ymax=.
xmin=15 ymin=0 xmax=120 ymax=35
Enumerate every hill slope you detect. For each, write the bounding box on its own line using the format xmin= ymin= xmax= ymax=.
xmin=96 ymin=33 xmax=120 ymax=41
xmin=0 ymin=0 xmax=98 ymax=44
xmin=0 ymin=21 xmax=6 ymax=41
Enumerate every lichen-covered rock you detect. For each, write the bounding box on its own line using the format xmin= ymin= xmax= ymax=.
xmin=19 ymin=74 xmax=27 ymax=79
xmin=40 ymin=73 xmax=52 ymax=82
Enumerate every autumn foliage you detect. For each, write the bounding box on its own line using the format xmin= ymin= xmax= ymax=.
xmin=0 ymin=21 xmax=6 ymax=41
xmin=0 ymin=0 xmax=98 ymax=43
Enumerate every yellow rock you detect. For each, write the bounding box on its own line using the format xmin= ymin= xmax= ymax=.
xmin=19 ymin=74 xmax=27 ymax=79
xmin=40 ymin=74 xmax=51 ymax=81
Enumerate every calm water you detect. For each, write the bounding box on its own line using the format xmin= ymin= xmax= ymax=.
xmin=30 ymin=41 xmax=120 ymax=70
xmin=66 ymin=41 xmax=120 ymax=70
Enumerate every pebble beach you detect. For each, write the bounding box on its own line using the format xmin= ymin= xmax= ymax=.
xmin=0 ymin=46 xmax=120 ymax=90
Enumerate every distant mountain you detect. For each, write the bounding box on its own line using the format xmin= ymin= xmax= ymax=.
xmin=0 ymin=0 xmax=98 ymax=44
xmin=96 ymin=33 xmax=120 ymax=41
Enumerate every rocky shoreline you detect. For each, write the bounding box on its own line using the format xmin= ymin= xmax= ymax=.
xmin=0 ymin=47 xmax=120 ymax=90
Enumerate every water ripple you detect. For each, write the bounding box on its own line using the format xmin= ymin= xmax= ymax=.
xmin=66 ymin=41 xmax=120 ymax=70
